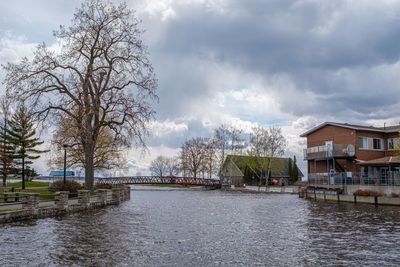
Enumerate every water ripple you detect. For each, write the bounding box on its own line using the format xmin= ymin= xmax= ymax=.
xmin=1 ymin=187 xmax=400 ymax=266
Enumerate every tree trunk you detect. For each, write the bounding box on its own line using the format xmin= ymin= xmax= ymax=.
xmin=22 ymin=156 xmax=25 ymax=190
xmin=266 ymin=158 xmax=272 ymax=186
xmin=2 ymin=119 xmax=7 ymax=187
xmin=84 ymin=143 xmax=95 ymax=191
xmin=2 ymin=167 xmax=5 ymax=187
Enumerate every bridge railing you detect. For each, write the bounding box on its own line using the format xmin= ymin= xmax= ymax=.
xmin=96 ymin=176 xmax=220 ymax=186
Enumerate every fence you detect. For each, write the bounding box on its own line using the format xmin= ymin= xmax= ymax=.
xmin=308 ymin=172 xmax=400 ymax=186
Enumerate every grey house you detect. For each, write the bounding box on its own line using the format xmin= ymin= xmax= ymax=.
xmin=220 ymin=155 xmax=303 ymax=187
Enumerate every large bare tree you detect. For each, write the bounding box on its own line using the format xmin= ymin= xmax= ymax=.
xmin=180 ymin=137 xmax=208 ymax=178
xmin=4 ymin=0 xmax=157 ymax=190
xmin=247 ymin=126 xmax=286 ymax=185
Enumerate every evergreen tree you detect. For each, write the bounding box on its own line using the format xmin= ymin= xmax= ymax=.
xmin=293 ymin=155 xmax=299 ymax=183
xmin=6 ymin=105 xmax=47 ymax=189
xmin=0 ymin=97 xmax=14 ymax=187
xmin=288 ymin=157 xmax=293 ymax=184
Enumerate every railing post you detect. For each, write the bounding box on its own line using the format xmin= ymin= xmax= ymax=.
xmin=55 ymin=191 xmax=69 ymax=211
xmin=97 ymin=189 xmax=108 ymax=205
xmin=78 ymin=190 xmax=90 ymax=208
xmin=23 ymin=193 xmax=40 ymax=213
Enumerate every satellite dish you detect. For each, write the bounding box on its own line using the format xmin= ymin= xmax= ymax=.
xmin=347 ymin=144 xmax=355 ymax=156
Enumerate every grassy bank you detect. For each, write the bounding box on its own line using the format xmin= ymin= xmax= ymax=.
xmin=7 ymin=181 xmax=50 ymax=188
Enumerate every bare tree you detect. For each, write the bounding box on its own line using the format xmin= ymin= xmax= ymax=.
xmin=247 ymin=126 xmax=286 ymax=185
xmin=4 ymin=0 xmax=157 ymax=190
xmin=0 ymin=96 xmax=14 ymax=186
xmin=214 ymin=124 xmax=245 ymax=178
xmin=180 ymin=137 xmax=208 ymax=178
xmin=149 ymin=155 xmax=179 ymax=177
xmin=149 ymin=156 xmax=169 ymax=177
xmin=202 ymin=138 xmax=218 ymax=178
xmin=214 ymin=125 xmax=230 ymax=175
xmin=165 ymin=156 xmax=180 ymax=177
xmin=228 ymin=126 xmax=245 ymax=156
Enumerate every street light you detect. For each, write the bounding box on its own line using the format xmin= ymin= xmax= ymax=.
xmin=63 ymin=144 xmax=69 ymax=185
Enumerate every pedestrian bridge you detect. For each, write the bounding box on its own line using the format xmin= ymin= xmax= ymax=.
xmin=96 ymin=176 xmax=221 ymax=186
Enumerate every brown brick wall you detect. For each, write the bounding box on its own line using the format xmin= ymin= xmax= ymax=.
xmin=355 ymin=130 xmax=386 ymax=160
xmin=308 ymin=158 xmax=358 ymax=173
xmin=307 ymin=125 xmax=356 ymax=147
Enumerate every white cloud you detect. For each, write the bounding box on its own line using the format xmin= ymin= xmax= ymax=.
xmin=150 ymin=119 xmax=188 ymax=138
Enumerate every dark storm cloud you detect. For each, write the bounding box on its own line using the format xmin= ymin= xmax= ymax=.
xmin=147 ymin=0 xmax=400 ymax=124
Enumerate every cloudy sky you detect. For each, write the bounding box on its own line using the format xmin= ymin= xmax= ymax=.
xmin=1 ymin=0 xmax=400 ymax=176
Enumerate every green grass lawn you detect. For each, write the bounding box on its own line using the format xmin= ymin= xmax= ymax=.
xmin=23 ymin=189 xmax=55 ymax=200
xmin=7 ymin=181 xmax=50 ymax=188
xmin=0 ymin=208 xmax=23 ymax=213
xmin=1 ymin=188 xmax=55 ymax=201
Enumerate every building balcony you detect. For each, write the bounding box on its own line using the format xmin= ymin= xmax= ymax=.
xmin=303 ymin=144 xmax=356 ymax=160
xmin=308 ymin=172 xmax=400 ymax=186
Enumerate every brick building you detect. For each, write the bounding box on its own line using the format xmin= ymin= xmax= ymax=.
xmin=300 ymin=122 xmax=400 ymax=185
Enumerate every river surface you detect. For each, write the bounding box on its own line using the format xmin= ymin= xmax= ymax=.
xmin=1 ymin=187 xmax=400 ymax=266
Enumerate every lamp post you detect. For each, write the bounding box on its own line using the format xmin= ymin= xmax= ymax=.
xmin=63 ymin=144 xmax=69 ymax=185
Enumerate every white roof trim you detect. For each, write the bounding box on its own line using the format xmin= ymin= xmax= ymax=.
xmin=300 ymin=122 xmax=399 ymax=137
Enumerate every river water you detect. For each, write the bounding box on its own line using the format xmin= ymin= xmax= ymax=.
xmin=1 ymin=187 xmax=400 ymax=266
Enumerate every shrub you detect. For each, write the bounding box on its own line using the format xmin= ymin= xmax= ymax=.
xmin=95 ymin=184 xmax=112 ymax=189
xmin=49 ymin=180 xmax=83 ymax=193
xmin=353 ymin=189 xmax=381 ymax=197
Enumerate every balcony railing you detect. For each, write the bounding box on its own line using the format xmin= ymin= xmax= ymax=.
xmin=308 ymin=172 xmax=400 ymax=186
xmin=304 ymin=144 xmax=355 ymax=160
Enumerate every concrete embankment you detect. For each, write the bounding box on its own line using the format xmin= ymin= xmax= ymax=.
xmin=306 ymin=189 xmax=400 ymax=206
xmin=0 ymin=185 xmax=131 ymax=224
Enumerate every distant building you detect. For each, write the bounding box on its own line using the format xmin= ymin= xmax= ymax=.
xmin=49 ymin=171 xmax=75 ymax=177
xmin=220 ymin=155 xmax=303 ymax=187
xmin=300 ymin=122 xmax=400 ymax=185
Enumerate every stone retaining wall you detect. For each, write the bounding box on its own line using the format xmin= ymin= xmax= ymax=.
xmin=0 ymin=185 xmax=131 ymax=224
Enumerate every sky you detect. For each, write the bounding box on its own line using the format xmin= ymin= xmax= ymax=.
xmin=1 ymin=0 xmax=400 ymax=177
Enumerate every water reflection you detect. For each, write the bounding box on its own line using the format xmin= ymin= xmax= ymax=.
xmin=1 ymin=188 xmax=400 ymax=266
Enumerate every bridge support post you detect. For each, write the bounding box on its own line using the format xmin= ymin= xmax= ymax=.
xmin=78 ymin=190 xmax=90 ymax=208
xmin=55 ymin=191 xmax=69 ymax=211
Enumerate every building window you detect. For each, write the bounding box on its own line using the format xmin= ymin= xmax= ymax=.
xmin=388 ymin=138 xmax=395 ymax=150
xmin=359 ymin=137 xmax=368 ymax=149
xmin=373 ymin=138 xmax=382 ymax=150
xmin=388 ymin=138 xmax=399 ymax=150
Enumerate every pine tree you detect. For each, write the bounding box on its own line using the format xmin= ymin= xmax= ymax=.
xmin=6 ymin=105 xmax=47 ymax=189
xmin=293 ymin=155 xmax=299 ymax=183
xmin=288 ymin=157 xmax=293 ymax=185
xmin=0 ymin=97 xmax=14 ymax=187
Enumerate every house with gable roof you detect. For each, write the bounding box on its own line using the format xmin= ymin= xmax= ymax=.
xmin=220 ymin=155 xmax=303 ymax=187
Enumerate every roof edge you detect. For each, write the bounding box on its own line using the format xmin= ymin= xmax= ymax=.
xmin=300 ymin=122 xmax=399 ymax=137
